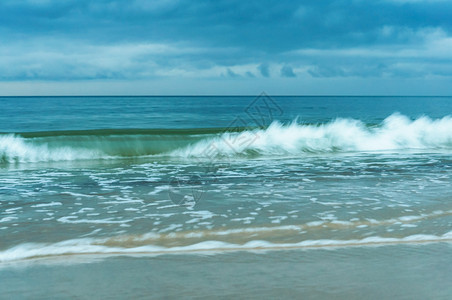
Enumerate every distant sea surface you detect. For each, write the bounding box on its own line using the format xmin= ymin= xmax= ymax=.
xmin=1 ymin=96 xmax=451 ymax=299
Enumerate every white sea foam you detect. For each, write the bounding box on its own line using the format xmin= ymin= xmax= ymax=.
xmin=31 ymin=202 xmax=63 ymax=208
xmin=1 ymin=231 xmax=451 ymax=263
xmin=0 ymin=216 xmax=18 ymax=223
xmin=56 ymin=216 xmax=133 ymax=224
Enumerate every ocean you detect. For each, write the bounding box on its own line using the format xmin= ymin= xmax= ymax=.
xmin=0 ymin=95 xmax=451 ymax=299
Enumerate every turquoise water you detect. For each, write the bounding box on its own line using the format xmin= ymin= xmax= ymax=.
xmin=0 ymin=96 xmax=451 ymax=298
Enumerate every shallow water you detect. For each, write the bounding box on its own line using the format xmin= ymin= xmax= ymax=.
xmin=1 ymin=245 xmax=451 ymax=299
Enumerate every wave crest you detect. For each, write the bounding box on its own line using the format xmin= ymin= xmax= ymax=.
xmin=1 ymin=114 xmax=451 ymax=163
xmin=173 ymin=114 xmax=452 ymax=157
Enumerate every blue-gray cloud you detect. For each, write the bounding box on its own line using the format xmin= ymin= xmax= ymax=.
xmin=1 ymin=0 xmax=452 ymax=83
xmin=281 ymin=65 xmax=296 ymax=78
xmin=258 ymin=63 xmax=270 ymax=78
xmin=226 ymin=68 xmax=239 ymax=78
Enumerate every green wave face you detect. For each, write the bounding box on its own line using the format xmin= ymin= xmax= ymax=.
xmin=0 ymin=127 xmax=261 ymax=163
xmin=1 ymin=114 xmax=452 ymax=164
xmin=0 ymin=132 xmax=212 ymax=163
xmin=12 ymin=127 xmax=242 ymax=138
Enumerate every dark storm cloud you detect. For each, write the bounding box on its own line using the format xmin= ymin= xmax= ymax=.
xmin=2 ymin=0 xmax=452 ymax=49
xmin=1 ymin=0 xmax=452 ymax=81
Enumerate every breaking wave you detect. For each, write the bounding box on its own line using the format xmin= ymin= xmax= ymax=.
xmin=1 ymin=114 xmax=451 ymax=163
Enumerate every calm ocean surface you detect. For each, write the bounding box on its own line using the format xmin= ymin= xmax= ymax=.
xmin=0 ymin=96 xmax=451 ymax=299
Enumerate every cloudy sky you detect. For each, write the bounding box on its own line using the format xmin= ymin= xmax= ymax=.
xmin=1 ymin=0 xmax=452 ymax=95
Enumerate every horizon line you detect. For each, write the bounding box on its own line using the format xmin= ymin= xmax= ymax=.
xmin=1 ymin=95 xmax=451 ymax=98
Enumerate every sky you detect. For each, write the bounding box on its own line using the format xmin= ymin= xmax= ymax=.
xmin=1 ymin=0 xmax=452 ymax=95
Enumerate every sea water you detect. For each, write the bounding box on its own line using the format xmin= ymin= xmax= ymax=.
xmin=0 ymin=96 xmax=451 ymax=299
